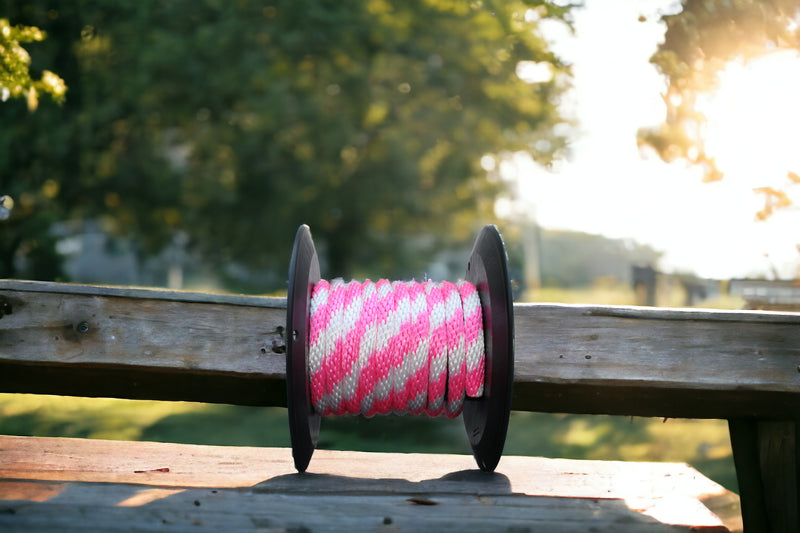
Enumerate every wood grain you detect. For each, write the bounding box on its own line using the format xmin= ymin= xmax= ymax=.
xmin=0 ymin=435 xmax=737 ymax=532
xmin=729 ymin=419 xmax=800 ymax=532
xmin=2 ymin=280 xmax=799 ymax=418
xmin=0 ymin=281 xmax=287 ymax=405
xmin=513 ymin=303 xmax=800 ymax=419
xmin=758 ymin=421 xmax=799 ymax=531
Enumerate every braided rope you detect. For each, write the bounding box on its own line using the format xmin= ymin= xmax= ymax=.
xmin=459 ymin=280 xmax=485 ymax=397
xmin=308 ymin=278 xmax=485 ymax=418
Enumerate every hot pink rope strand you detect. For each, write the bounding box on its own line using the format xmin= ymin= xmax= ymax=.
xmin=308 ymin=278 xmax=485 ymax=418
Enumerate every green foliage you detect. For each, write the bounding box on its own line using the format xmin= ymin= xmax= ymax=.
xmin=638 ymin=0 xmax=799 ymax=177
xmin=0 ymin=1 xmax=573 ymax=287
xmin=0 ymin=18 xmax=66 ymax=110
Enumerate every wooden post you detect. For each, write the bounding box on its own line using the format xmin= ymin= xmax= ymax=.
xmin=729 ymin=419 xmax=800 ymax=532
xmin=632 ymin=265 xmax=656 ymax=307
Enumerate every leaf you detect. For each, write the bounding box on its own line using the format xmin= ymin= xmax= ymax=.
xmin=753 ymin=187 xmax=791 ymax=205
xmin=755 ymin=206 xmax=771 ymax=221
xmin=753 ymin=186 xmax=792 ymax=221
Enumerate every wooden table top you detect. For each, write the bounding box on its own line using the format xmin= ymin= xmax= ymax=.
xmin=0 ymin=435 xmax=740 ymax=532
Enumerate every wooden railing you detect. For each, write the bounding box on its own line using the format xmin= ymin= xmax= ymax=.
xmin=1 ymin=279 xmax=799 ymax=531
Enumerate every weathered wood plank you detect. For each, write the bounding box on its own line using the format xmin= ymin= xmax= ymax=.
xmin=0 ymin=281 xmax=287 ymax=405
xmin=759 ymin=421 xmax=800 ymax=532
xmin=513 ymin=304 xmax=800 ymax=419
xmin=0 ymin=436 xmax=737 ymax=532
xmin=0 ymin=279 xmax=282 ymax=307
xmin=1 ymin=280 xmax=799 ymax=418
xmin=0 ymin=493 xmax=720 ymax=533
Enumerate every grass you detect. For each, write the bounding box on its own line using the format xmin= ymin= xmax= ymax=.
xmin=528 ymin=279 xmax=746 ymax=310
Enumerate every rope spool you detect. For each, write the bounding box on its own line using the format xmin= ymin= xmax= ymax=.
xmin=286 ymin=225 xmax=514 ymax=473
xmin=308 ymin=278 xmax=484 ymax=418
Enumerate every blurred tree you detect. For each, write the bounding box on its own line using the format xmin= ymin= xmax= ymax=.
xmin=0 ymin=14 xmax=68 ymax=279
xmin=638 ymin=0 xmax=800 ymax=219
xmin=504 ymin=227 xmax=661 ymax=290
xmin=0 ymin=17 xmax=66 ymax=110
xmin=0 ymin=1 xmax=573 ymax=288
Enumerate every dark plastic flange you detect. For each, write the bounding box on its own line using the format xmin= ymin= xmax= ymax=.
xmin=286 ymin=224 xmax=321 ymax=472
xmin=462 ymin=225 xmax=514 ymax=472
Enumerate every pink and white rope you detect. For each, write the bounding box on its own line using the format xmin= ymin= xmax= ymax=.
xmin=308 ymin=278 xmax=485 ymax=418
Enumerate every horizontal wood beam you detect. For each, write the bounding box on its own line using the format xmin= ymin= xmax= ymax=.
xmin=2 ymin=280 xmax=799 ymax=419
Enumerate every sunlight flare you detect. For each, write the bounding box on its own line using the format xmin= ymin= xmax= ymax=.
xmin=697 ymin=50 xmax=800 ymax=194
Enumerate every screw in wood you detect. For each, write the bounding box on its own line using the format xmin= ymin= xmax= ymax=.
xmin=0 ymin=296 xmax=11 ymax=317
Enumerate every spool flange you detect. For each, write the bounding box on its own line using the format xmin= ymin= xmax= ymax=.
xmin=285 ymin=225 xmax=321 ymax=472
xmin=462 ymin=225 xmax=514 ymax=472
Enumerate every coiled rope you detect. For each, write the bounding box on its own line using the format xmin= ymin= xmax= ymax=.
xmin=308 ymin=279 xmax=485 ymax=418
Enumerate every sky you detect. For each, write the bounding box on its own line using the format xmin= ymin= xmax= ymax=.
xmin=500 ymin=0 xmax=800 ymax=280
